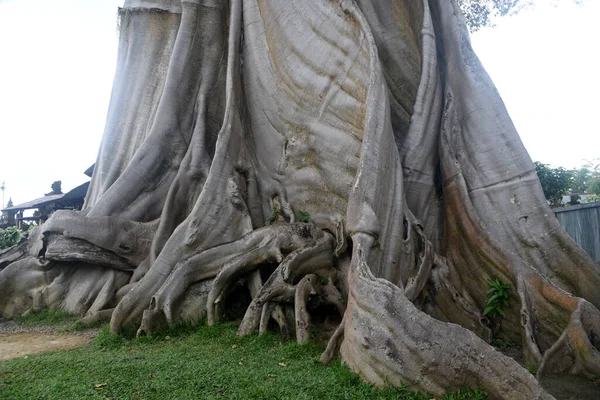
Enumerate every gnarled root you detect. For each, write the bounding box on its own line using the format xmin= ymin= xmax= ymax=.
xmin=538 ymin=300 xmax=600 ymax=379
xmin=338 ymin=233 xmax=553 ymax=399
xmin=206 ymin=224 xmax=334 ymax=326
xmin=135 ymin=223 xmax=338 ymax=336
xmin=233 ymin=232 xmax=344 ymax=345
xmin=295 ymin=274 xmax=321 ymax=344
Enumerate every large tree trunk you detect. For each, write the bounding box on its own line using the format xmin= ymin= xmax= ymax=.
xmin=1 ymin=0 xmax=599 ymax=398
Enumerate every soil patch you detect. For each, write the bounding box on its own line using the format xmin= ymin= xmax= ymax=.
xmin=0 ymin=332 xmax=92 ymax=360
xmin=0 ymin=320 xmax=99 ymax=360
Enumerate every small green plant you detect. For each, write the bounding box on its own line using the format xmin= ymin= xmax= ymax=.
xmin=526 ymin=364 xmax=538 ymax=375
xmin=491 ymin=336 xmax=519 ymax=350
xmin=0 ymin=226 xmax=21 ymax=250
xmin=269 ymin=205 xmax=280 ymax=224
xmin=587 ymin=194 xmax=600 ymax=203
xmin=442 ymin=387 xmax=487 ymax=400
xmin=484 ymin=277 xmax=510 ymax=318
xmin=297 ymin=209 xmax=312 ymax=223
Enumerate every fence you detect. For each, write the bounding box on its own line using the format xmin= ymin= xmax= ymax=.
xmin=553 ymin=202 xmax=600 ymax=263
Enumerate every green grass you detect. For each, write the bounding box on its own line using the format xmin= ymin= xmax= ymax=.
xmin=0 ymin=323 xmax=487 ymax=399
xmin=12 ymin=308 xmax=75 ymax=327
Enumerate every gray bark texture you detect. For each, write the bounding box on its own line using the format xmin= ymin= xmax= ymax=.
xmin=1 ymin=0 xmax=599 ymax=398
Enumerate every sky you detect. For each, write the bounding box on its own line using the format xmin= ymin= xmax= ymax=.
xmin=0 ymin=0 xmax=598 ymax=208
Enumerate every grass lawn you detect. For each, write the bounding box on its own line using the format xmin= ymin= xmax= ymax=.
xmin=0 ymin=321 xmax=486 ymax=399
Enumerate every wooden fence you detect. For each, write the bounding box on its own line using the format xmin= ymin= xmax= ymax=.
xmin=554 ymin=202 xmax=600 ymax=263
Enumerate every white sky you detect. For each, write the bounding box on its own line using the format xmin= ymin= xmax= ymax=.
xmin=0 ymin=0 xmax=598 ymax=207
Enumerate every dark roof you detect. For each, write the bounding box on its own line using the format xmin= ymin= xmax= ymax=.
xmin=1 ymin=181 xmax=90 ymax=212
xmin=2 ymin=194 xmax=64 ymax=212
xmin=63 ymin=182 xmax=90 ymax=201
xmin=84 ymin=164 xmax=95 ymax=178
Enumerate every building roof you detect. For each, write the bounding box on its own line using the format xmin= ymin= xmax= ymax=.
xmin=1 ymin=182 xmax=90 ymax=212
xmin=63 ymin=181 xmax=89 ymax=201
xmin=2 ymin=194 xmax=65 ymax=212
xmin=84 ymin=164 xmax=95 ymax=178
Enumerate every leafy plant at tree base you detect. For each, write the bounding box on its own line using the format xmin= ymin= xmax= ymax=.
xmin=492 ymin=336 xmax=520 ymax=350
xmin=484 ymin=277 xmax=510 ymax=318
xmin=0 ymin=226 xmax=21 ymax=250
xmin=269 ymin=205 xmax=279 ymax=224
xmin=297 ymin=209 xmax=312 ymax=223
xmin=526 ymin=364 xmax=539 ymax=375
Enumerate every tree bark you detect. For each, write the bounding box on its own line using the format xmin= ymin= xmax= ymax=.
xmin=1 ymin=0 xmax=598 ymax=398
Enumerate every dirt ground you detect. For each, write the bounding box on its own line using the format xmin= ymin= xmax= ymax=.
xmin=0 ymin=332 xmax=92 ymax=360
xmin=0 ymin=320 xmax=98 ymax=361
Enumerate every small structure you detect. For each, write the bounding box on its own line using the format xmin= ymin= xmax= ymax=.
xmin=1 ymin=182 xmax=89 ymax=229
xmin=0 ymin=166 xmax=94 ymax=229
xmin=561 ymin=192 xmax=597 ymax=206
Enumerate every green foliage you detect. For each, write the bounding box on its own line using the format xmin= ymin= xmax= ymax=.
xmin=526 ymin=364 xmax=538 ymax=375
xmin=0 ymin=323 xmax=486 ymax=399
xmin=0 ymin=226 xmax=21 ymax=250
xmin=443 ymin=387 xmax=488 ymax=400
xmin=269 ymin=204 xmax=280 ymax=224
xmin=587 ymin=194 xmax=600 ymax=203
xmin=491 ymin=336 xmax=519 ymax=350
xmin=484 ymin=277 xmax=510 ymax=318
xmin=535 ymin=159 xmax=600 ymax=206
xmin=582 ymin=158 xmax=600 ymax=195
xmin=12 ymin=309 xmax=74 ymax=327
xmin=571 ymin=159 xmax=600 ymax=195
xmin=571 ymin=167 xmax=593 ymax=193
xmin=535 ymin=161 xmax=574 ymax=207
xmin=297 ymin=209 xmax=312 ymax=223
xmin=460 ymin=0 xmax=585 ymax=32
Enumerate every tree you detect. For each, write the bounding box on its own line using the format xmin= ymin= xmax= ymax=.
xmin=534 ymin=161 xmax=574 ymax=207
xmin=571 ymin=166 xmax=593 ymax=194
xmin=1 ymin=1 xmax=599 ymax=398
xmin=582 ymin=158 xmax=600 ymax=195
xmin=459 ymin=0 xmax=585 ymax=31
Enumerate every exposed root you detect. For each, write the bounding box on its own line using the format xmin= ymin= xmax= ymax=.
xmin=537 ymin=299 xmax=600 ymax=379
xmin=295 ymin=274 xmax=321 ymax=344
xmin=45 ymin=234 xmax=135 ymax=271
xmin=339 ymin=233 xmax=553 ymax=399
xmin=320 ymin=315 xmax=346 ymax=364
xmin=80 ymin=308 xmax=115 ymax=326
xmin=206 ymin=223 xmax=331 ymax=325
xmin=321 ymin=280 xmax=346 ymax=316
xmin=236 ymin=233 xmax=335 ymax=337
xmin=129 ymin=223 xmax=333 ymax=334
